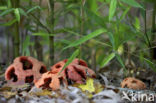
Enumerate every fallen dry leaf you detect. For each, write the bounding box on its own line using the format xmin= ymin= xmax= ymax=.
xmin=30 ymin=89 xmax=52 ymax=96
xmin=2 ymin=91 xmax=17 ymax=99
xmin=0 ymin=86 xmax=12 ymax=92
xmin=94 ymin=81 xmax=105 ymax=94
xmin=4 ymin=83 xmax=30 ymax=91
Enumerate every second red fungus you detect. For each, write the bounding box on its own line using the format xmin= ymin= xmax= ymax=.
xmin=35 ymin=58 xmax=96 ymax=90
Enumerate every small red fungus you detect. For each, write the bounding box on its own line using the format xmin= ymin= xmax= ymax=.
xmin=5 ymin=56 xmax=47 ymax=85
xmin=121 ymin=77 xmax=146 ymax=90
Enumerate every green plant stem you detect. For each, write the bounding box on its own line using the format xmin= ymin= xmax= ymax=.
xmin=49 ymin=0 xmax=55 ymax=65
xmin=144 ymin=9 xmax=151 ymax=47
xmin=91 ymin=49 xmax=96 ymax=72
xmin=0 ymin=44 xmax=2 ymax=70
xmin=11 ymin=0 xmax=20 ymax=57
xmin=35 ymin=0 xmax=43 ymax=61
xmin=151 ymin=2 xmax=156 ymax=59
xmin=144 ymin=9 xmax=152 ymax=60
xmin=79 ymin=0 xmax=85 ymax=59
xmin=152 ymin=2 xmax=156 ymax=33
xmin=14 ymin=22 xmax=20 ymax=57
xmin=6 ymin=29 xmax=10 ymax=64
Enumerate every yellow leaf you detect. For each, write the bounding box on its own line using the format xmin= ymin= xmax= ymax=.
xmin=78 ymin=78 xmax=95 ymax=93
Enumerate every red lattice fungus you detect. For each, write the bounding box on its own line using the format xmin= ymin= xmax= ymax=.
xmin=5 ymin=56 xmax=47 ymax=85
xmin=35 ymin=58 xmax=96 ymax=90
xmin=35 ymin=71 xmax=67 ymax=90
xmin=121 ymin=77 xmax=146 ymax=90
xmin=51 ymin=58 xmax=96 ymax=84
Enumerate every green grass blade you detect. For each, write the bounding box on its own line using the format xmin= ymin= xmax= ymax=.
xmin=115 ymin=53 xmax=126 ymax=70
xmin=26 ymin=6 xmax=42 ymax=14
xmin=100 ymin=53 xmax=115 ymax=67
xmin=0 ymin=8 xmax=14 ymax=16
xmin=85 ymin=8 xmax=106 ymax=27
xmin=63 ymin=29 xmax=80 ymax=36
xmin=119 ymin=7 xmax=130 ymax=21
xmin=14 ymin=8 xmax=20 ymax=22
xmin=0 ymin=6 xmax=7 ymax=10
xmin=120 ymin=0 xmax=144 ymax=9
xmin=32 ymin=32 xmax=56 ymax=36
xmin=109 ymin=0 xmax=117 ymax=21
xmin=108 ymin=32 xmax=115 ymax=50
xmin=22 ymin=35 xmax=30 ymax=55
xmin=60 ymin=39 xmax=72 ymax=45
xmin=92 ymin=39 xmax=112 ymax=47
xmin=58 ymin=49 xmax=80 ymax=75
xmin=0 ymin=19 xmax=17 ymax=26
xmin=88 ymin=0 xmax=98 ymax=14
xmin=143 ymin=57 xmax=156 ymax=72
xmin=18 ymin=8 xmax=27 ymax=17
xmin=7 ymin=0 xmax=11 ymax=8
xmin=63 ymin=28 xmax=107 ymax=50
